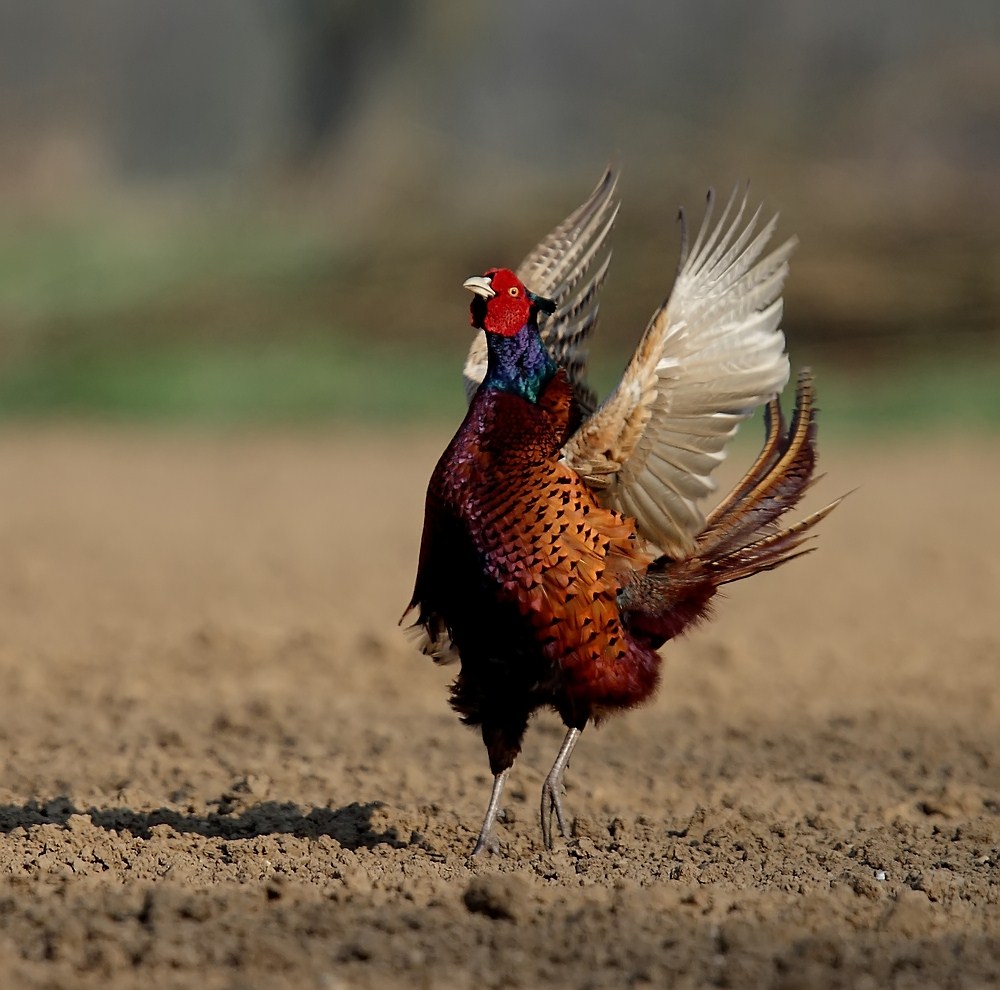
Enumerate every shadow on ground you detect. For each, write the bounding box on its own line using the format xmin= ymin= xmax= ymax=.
xmin=0 ymin=798 xmax=407 ymax=849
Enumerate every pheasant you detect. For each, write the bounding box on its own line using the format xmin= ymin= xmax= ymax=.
xmin=404 ymin=169 xmax=838 ymax=855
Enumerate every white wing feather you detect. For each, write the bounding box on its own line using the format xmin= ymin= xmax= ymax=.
xmin=562 ymin=188 xmax=795 ymax=557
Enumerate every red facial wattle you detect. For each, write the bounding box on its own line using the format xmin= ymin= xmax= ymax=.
xmin=464 ymin=268 xmax=537 ymax=337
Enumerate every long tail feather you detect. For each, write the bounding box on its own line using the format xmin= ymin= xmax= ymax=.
xmin=699 ymin=369 xmax=819 ymax=559
xmin=708 ymin=497 xmax=841 ymax=585
xmin=704 ymin=393 xmax=787 ymax=526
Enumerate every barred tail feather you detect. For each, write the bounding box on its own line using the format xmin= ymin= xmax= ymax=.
xmin=699 ymin=369 xmax=825 ymax=562
xmin=707 ymin=498 xmax=841 ymax=586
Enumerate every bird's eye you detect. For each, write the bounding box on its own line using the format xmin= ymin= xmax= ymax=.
xmin=508 ymin=286 xmax=520 ymax=297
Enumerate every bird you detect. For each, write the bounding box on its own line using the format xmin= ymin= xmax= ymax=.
xmin=403 ymin=168 xmax=839 ymax=855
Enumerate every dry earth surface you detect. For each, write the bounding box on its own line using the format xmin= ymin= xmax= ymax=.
xmin=0 ymin=424 xmax=997 ymax=989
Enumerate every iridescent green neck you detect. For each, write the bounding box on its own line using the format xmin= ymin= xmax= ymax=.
xmin=482 ymin=322 xmax=556 ymax=403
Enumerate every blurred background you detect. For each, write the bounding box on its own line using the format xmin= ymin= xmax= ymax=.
xmin=0 ymin=0 xmax=997 ymax=429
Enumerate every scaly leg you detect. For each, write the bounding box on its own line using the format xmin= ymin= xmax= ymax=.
xmin=540 ymin=726 xmax=583 ymax=849
xmin=470 ymin=768 xmax=510 ymax=856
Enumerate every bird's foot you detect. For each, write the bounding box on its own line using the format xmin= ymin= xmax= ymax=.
xmin=470 ymin=768 xmax=509 ymax=857
xmin=470 ymin=829 xmax=499 ymax=857
xmin=538 ymin=726 xmax=583 ymax=850
xmin=540 ymin=773 xmax=570 ymax=849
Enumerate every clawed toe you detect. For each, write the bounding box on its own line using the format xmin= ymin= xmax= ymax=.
xmin=470 ymin=831 xmax=499 ymax=857
xmin=540 ymin=777 xmax=569 ymax=848
xmin=471 ymin=768 xmax=509 ymax=857
xmin=538 ymin=726 xmax=583 ymax=849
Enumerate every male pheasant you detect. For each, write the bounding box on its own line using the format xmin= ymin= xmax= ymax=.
xmin=404 ymin=170 xmax=838 ymax=855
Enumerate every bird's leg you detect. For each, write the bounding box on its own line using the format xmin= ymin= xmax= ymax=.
xmin=470 ymin=767 xmax=510 ymax=856
xmin=540 ymin=726 xmax=583 ymax=849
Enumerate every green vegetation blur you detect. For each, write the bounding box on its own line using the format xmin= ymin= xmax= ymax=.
xmin=0 ymin=2 xmax=997 ymax=432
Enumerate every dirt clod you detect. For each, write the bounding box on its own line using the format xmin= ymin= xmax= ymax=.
xmin=463 ymin=874 xmax=527 ymax=922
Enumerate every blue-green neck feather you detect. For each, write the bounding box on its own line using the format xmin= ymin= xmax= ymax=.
xmin=482 ymin=323 xmax=556 ymax=403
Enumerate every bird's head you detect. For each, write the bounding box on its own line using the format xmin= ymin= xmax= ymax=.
xmin=463 ymin=268 xmax=556 ymax=337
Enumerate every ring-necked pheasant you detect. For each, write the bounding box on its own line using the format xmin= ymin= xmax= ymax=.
xmin=404 ymin=169 xmax=839 ymax=855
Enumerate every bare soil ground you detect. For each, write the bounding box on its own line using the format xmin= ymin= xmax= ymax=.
xmin=0 ymin=425 xmax=997 ymax=989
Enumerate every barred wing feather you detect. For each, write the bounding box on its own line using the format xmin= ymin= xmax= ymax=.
xmin=463 ymin=168 xmax=619 ymax=415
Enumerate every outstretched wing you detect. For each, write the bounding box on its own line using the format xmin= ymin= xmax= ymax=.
xmin=463 ymin=168 xmax=619 ymax=415
xmin=561 ymin=188 xmax=795 ymax=557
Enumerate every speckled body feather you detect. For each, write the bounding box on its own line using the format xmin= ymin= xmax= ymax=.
xmin=410 ymin=369 xmax=659 ymax=774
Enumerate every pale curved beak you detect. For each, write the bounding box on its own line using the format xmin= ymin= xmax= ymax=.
xmin=463 ymin=274 xmax=495 ymax=299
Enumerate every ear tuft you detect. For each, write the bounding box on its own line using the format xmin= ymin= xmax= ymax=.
xmin=529 ymin=291 xmax=556 ymax=315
